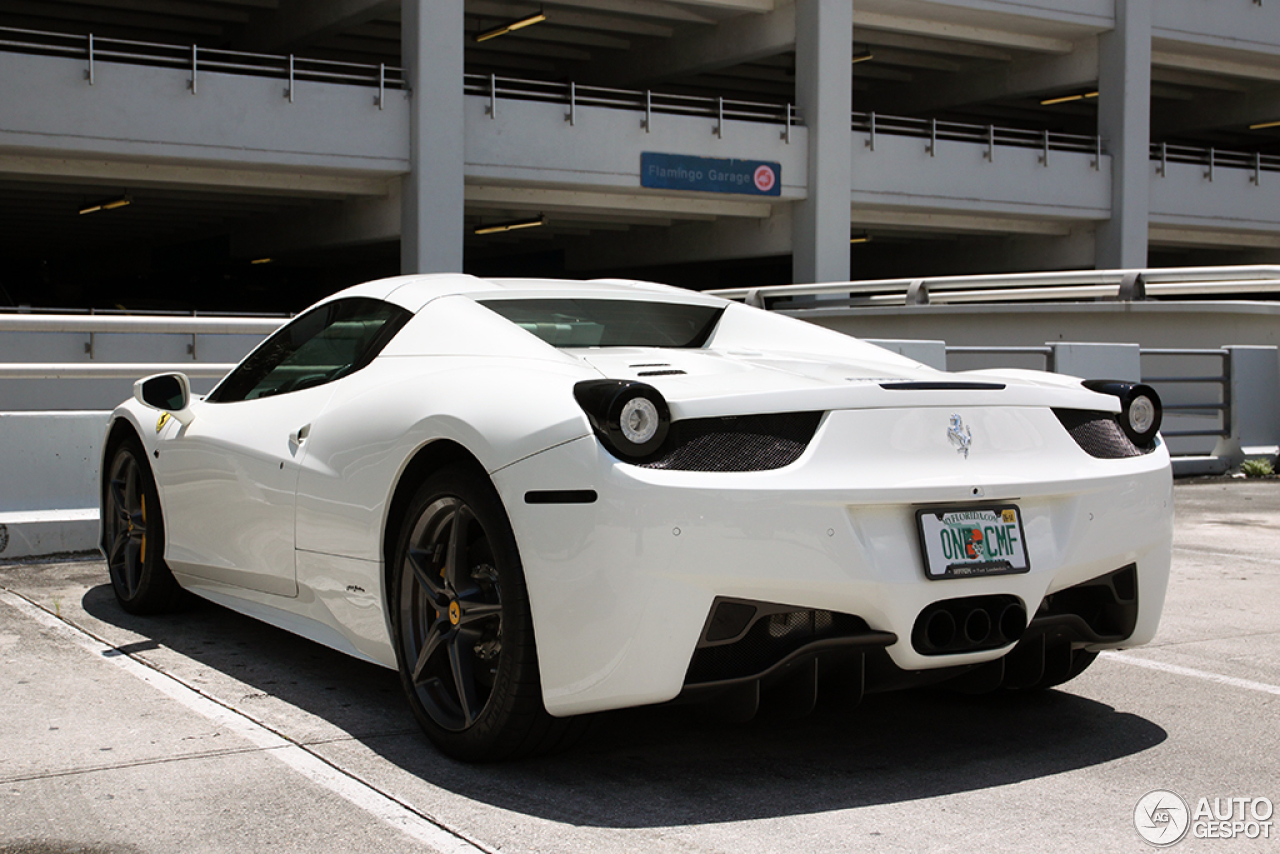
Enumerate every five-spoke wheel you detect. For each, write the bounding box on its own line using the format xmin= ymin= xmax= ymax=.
xmin=402 ymin=496 xmax=505 ymax=731
xmin=392 ymin=465 xmax=583 ymax=761
xmin=103 ymin=438 xmax=184 ymax=614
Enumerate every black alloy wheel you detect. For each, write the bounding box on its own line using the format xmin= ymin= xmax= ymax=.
xmin=103 ymin=437 xmax=185 ymax=614
xmin=392 ymin=466 xmax=585 ymax=761
xmin=402 ymin=494 xmax=504 ymax=732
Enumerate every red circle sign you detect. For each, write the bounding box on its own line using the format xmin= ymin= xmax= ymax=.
xmin=753 ymin=165 xmax=776 ymax=193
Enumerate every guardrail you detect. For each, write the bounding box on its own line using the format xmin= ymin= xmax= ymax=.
xmin=937 ymin=343 xmax=1232 ymax=450
xmin=1153 ymin=141 xmax=1280 ymax=182
xmin=710 ymin=265 xmax=1280 ymax=308
xmin=1141 ymin=348 xmax=1231 ymax=440
xmin=0 ymin=306 xmax=289 ymax=316
xmin=946 ymin=345 xmax=1054 ymax=371
xmin=0 ymin=25 xmax=404 ymax=104
xmin=0 ymin=314 xmax=285 ymax=366
xmin=855 ymin=111 xmax=1102 ymax=166
xmin=464 ymin=73 xmax=800 ymax=137
xmin=0 ymin=363 xmax=236 ymax=380
xmin=0 ymin=315 xmax=285 ymax=334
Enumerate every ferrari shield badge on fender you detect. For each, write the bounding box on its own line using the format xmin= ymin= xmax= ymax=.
xmin=948 ymin=413 xmax=971 ymax=458
xmin=156 ymin=412 xmax=171 ymax=433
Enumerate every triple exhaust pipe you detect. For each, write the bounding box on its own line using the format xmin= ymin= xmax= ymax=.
xmin=911 ymin=594 xmax=1027 ymax=655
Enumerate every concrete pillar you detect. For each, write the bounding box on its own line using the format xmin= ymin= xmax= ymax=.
xmin=400 ymin=0 xmax=464 ymax=274
xmin=792 ymin=0 xmax=852 ymax=284
xmin=1095 ymin=0 xmax=1151 ymax=270
xmin=1213 ymin=345 xmax=1280 ymax=465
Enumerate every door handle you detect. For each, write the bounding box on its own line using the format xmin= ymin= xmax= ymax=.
xmin=289 ymin=424 xmax=311 ymax=446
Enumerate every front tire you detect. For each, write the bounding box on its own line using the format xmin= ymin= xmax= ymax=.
xmin=103 ymin=437 xmax=185 ymax=614
xmin=391 ymin=465 xmax=582 ymax=761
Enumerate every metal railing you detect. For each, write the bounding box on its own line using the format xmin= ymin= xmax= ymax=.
xmin=465 ymin=73 xmax=799 ymax=135
xmin=936 ymin=345 xmax=1230 ymax=450
xmin=945 ymin=345 xmax=1055 ymax=372
xmin=1141 ymin=348 xmax=1231 ymax=439
xmin=0 ymin=25 xmax=403 ymax=104
xmin=1152 ymin=141 xmax=1280 ymax=183
xmin=0 ymin=363 xmax=237 ymax=380
xmin=710 ymin=266 xmax=1280 ymax=308
xmin=856 ymin=111 xmax=1102 ymax=166
xmin=0 ymin=314 xmax=284 ymax=337
xmin=0 ymin=313 xmax=284 ymax=381
xmin=0 ymin=305 xmax=290 ymax=318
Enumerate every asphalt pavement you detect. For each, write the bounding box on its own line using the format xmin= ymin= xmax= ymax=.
xmin=2 ymin=478 xmax=1278 ymax=854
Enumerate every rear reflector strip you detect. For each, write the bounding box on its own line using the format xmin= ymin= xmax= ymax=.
xmin=524 ymin=490 xmax=598 ymax=504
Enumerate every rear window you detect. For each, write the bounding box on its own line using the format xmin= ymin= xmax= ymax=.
xmin=479 ymin=299 xmax=723 ymax=348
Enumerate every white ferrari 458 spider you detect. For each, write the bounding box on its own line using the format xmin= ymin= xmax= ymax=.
xmin=100 ymin=274 xmax=1173 ymax=760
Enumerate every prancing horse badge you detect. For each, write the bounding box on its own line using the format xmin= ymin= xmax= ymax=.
xmin=948 ymin=414 xmax=971 ymax=459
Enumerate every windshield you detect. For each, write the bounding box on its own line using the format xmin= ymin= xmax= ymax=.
xmin=479 ymin=298 xmax=723 ymax=348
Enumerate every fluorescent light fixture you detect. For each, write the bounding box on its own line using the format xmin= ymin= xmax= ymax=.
xmin=851 ymin=49 xmax=874 ymax=64
xmin=850 ymin=233 xmax=872 ymax=244
xmin=250 ymin=257 xmax=273 ymax=265
xmin=1040 ymin=91 xmax=1098 ymax=106
xmin=79 ymin=194 xmax=131 ymax=215
xmin=474 ymin=216 xmax=546 ymax=235
xmin=476 ymin=11 xmax=546 ymax=42
xmin=1249 ymin=119 xmax=1280 ymax=130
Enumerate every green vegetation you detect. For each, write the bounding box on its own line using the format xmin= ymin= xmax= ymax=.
xmin=1240 ymin=459 xmax=1275 ymax=478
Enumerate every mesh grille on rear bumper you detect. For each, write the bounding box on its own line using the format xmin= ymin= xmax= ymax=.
xmin=639 ymin=411 xmax=822 ymax=472
xmin=1053 ymin=409 xmax=1150 ymax=459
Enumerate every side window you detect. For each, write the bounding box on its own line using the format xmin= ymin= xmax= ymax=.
xmin=209 ymin=298 xmax=410 ymax=403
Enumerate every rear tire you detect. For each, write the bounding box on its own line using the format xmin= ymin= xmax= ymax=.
xmin=103 ymin=437 xmax=186 ymax=615
xmin=390 ymin=465 xmax=585 ymax=761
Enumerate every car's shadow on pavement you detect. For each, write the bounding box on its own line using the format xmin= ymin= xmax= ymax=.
xmin=82 ymin=583 xmax=1166 ymax=828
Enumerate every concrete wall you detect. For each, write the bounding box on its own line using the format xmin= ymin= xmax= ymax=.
xmin=0 ymin=330 xmax=268 ymax=411
xmin=852 ymin=129 xmax=1110 ymax=222
xmin=464 ymin=93 xmax=806 ymax=199
xmin=1151 ymin=159 xmax=1280 ymax=236
xmin=0 ymin=324 xmax=273 ymax=557
xmin=2 ymin=52 xmax=407 ymax=178
xmin=1153 ymin=0 xmax=1280 ymax=51
xmin=0 ymin=412 xmax=106 ymax=558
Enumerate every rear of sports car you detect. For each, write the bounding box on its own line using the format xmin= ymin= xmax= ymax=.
xmin=487 ymin=320 xmax=1173 ymax=720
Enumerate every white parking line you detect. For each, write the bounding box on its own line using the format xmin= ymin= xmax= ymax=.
xmin=1103 ymin=651 xmax=1280 ymax=697
xmin=1173 ymin=546 xmax=1280 ymax=565
xmin=0 ymin=589 xmax=490 ymax=854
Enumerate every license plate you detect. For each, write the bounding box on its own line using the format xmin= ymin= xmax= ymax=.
xmin=916 ymin=505 xmax=1030 ymax=580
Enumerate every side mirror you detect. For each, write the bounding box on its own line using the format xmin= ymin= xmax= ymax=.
xmin=133 ymin=373 xmax=195 ymax=426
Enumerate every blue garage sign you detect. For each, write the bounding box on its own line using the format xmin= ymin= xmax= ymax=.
xmin=640 ymin=152 xmax=781 ymax=197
